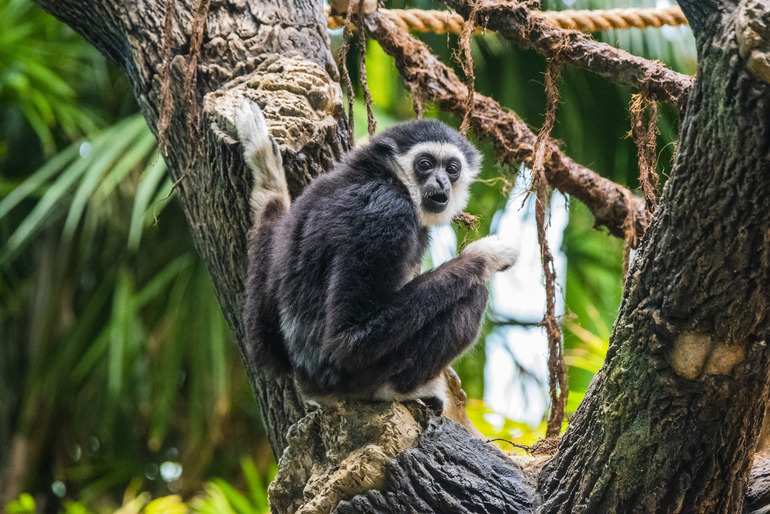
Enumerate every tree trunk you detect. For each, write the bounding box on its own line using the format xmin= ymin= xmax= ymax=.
xmin=538 ymin=1 xmax=770 ymax=512
xmin=35 ymin=0 xmax=352 ymax=456
xmin=33 ymin=0 xmax=770 ymax=512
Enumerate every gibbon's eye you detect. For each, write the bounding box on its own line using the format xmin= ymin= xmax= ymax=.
xmin=446 ymin=159 xmax=462 ymax=181
xmin=414 ymin=155 xmax=435 ymax=176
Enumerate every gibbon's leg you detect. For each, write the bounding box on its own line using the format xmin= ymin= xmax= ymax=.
xmin=325 ymin=236 xmax=517 ymax=381
xmin=367 ymin=286 xmax=487 ymax=414
xmin=385 ymin=284 xmax=489 ymax=394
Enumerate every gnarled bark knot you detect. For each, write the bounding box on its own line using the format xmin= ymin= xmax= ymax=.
xmin=670 ymin=332 xmax=748 ymax=380
xmin=268 ymin=402 xmax=424 ymax=514
xmin=736 ymin=0 xmax=770 ymax=84
xmin=203 ymin=54 xmax=346 ymax=195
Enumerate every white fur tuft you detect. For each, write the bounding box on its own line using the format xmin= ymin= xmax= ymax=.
xmin=373 ymin=374 xmax=449 ymax=407
xmin=463 ymin=235 xmax=519 ymax=277
xmin=234 ymin=99 xmax=289 ymax=222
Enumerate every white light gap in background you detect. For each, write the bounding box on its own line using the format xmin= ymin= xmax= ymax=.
xmin=429 ymin=167 xmax=568 ymax=426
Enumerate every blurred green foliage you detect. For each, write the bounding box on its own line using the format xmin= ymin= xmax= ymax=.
xmin=3 ymin=458 xmax=272 ymax=514
xmin=1 ymin=0 xmax=692 ymax=511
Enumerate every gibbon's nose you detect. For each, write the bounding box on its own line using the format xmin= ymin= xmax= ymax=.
xmin=423 ymin=183 xmax=450 ymax=213
xmin=436 ymin=172 xmax=451 ymax=191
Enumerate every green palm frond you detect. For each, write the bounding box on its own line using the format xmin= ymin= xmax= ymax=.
xmin=0 ymin=115 xmax=162 ymax=265
xmin=0 ymin=0 xmax=103 ymax=152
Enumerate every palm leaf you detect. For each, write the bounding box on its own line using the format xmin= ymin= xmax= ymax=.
xmin=63 ymin=115 xmax=147 ymax=238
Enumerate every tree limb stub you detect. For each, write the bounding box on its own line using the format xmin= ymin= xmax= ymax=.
xmin=269 ymin=402 xmax=423 ymax=514
xmin=366 ymin=10 xmax=649 ymax=241
xmin=334 ymin=409 xmax=537 ymax=514
xmin=445 ymin=0 xmax=694 ymax=110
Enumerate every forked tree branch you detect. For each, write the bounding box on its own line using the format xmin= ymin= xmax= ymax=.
xmin=444 ymin=0 xmax=694 ymax=109
xmin=367 ymin=10 xmax=650 ymax=241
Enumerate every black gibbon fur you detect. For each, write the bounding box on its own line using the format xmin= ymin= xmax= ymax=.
xmin=239 ymin=101 xmax=516 ymax=405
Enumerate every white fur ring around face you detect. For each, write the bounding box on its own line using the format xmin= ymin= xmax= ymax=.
xmin=462 ymin=235 xmax=519 ymax=272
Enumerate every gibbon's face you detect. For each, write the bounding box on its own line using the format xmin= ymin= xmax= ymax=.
xmin=393 ymin=140 xmax=480 ymax=226
xmin=375 ymin=121 xmax=481 ymax=227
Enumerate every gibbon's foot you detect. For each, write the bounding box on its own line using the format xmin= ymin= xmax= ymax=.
xmin=420 ymin=396 xmax=445 ymax=416
xmin=232 ymin=97 xmax=289 ymax=213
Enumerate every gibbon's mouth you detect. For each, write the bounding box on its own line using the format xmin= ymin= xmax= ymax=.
xmin=423 ymin=191 xmax=449 ymax=213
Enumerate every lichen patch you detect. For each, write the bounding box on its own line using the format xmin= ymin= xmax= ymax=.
xmin=705 ymin=341 xmax=747 ymax=376
xmin=269 ymin=402 xmax=422 ymax=514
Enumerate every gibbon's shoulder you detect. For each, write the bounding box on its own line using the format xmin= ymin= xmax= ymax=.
xmin=284 ymin=169 xmax=419 ymax=260
xmin=301 ymin=162 xmax=417 ymax=219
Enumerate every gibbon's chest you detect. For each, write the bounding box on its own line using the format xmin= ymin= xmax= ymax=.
xmin=399 ymin=228 xmax=430 ymax=288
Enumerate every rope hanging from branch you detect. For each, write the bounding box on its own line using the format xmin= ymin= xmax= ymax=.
xmin=356 ymin=0 xmax=377 ymax=136
xmin=456 ymin=1 xmax=479 ymax=135
xmin=629 ymin=93 xmax=660 ymax=213
xmin=623 ymin=93 xmax=660 ymax=277
xmin=336 ymin=1 xmax=358 ymax=141
xmin=531 ymin=61 xmax=568 ymax=438
xmin=328 ymin=6 xmax=688 ymax=35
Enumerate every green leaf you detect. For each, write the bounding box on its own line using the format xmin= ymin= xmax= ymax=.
xmin=0 ymin=142 xmax=78 ymax=219
xmin=63 ymin=116 xmax=147 ymax=238
xmin=4 ymin=493 xmax=36 ymax=514
xmin=0 ymin=131 xmax=112 ymax=265
xmin=240 ymin=458 xmax=268 ymax=509
xmin=128 ymin=150 xmax=166 ymax=250
xmin=208 ymin=480 xmax=253 ymax=514
xmin=108 ymin=269 xmax=134 ymax=399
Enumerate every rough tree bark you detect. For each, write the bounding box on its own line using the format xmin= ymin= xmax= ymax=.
xmin=538 ymin=0 xmax=770 ymax=511
xmin=32 ymin=0 xmax=770 ymax=512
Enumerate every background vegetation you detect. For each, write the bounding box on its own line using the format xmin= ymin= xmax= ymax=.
xmin=0 ymin=0 xmax=694 ymax=511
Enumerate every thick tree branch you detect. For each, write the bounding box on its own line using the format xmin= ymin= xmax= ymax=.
xmin=444 ymin=0 xmax=694 ymax=110
xmin=367 ymin=10 xmax=649 ymax=241
xmin=268 ymin=402 xmax=537 ymax=514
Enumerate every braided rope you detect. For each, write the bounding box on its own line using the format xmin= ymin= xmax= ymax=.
xmin=327 ymin=6 xmax=687 ymax=34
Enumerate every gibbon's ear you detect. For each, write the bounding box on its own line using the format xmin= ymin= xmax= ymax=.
xmin=372 ymin=136 xmax=398 ymax=157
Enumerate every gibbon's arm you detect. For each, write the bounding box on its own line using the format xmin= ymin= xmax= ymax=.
xmin=385 ymin=286 xmax=488 ymax=391
xmin=324 ymin=253 xmax=490 ymax=372
xmin=321 ymin=188 xmax=513 ymax=375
